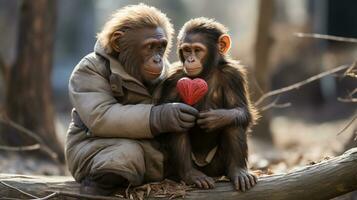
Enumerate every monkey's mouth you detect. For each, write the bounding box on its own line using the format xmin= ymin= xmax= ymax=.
xmin=185 ymin=67 xmax=202 ymax=74
xmin=186 ymin=67 xmax=200 ymax=71
xmin=144 ymin=68 xmax=162 ymax=75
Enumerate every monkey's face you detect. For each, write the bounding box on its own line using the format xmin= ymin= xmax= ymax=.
xmin=179 ymin=33 xmax=208 ymax=77
xmin=111 ymin=27 xmax=168 ymax=84
xmin=139 ymin=27 xmax=168 ymax=82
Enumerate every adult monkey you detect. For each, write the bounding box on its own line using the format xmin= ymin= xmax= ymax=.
xmin=65 ymin=4 xmax=199 ymax=195
xmin=158 ymin=18 xmax=258 ymax=191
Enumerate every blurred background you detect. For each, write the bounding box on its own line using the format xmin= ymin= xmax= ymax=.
xmin=0 ymin=0 xmax=356 ymax=190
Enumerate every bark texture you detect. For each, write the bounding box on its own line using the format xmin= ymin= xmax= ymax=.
xmin=1 ymin=148 xmax=357 ymax=200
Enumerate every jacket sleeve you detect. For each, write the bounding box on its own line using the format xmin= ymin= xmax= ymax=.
xmin=68 ymin=58 xmax=154 ymax=139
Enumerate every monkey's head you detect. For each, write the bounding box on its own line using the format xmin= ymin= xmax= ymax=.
xmin=97 ymin=4 xmax=174 ymax=84
xmin=177 ymin=17 xmax=231 ymax=78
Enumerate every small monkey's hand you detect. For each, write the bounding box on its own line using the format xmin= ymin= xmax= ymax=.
xmin=197 ymin=109 xmax=238 ymax=131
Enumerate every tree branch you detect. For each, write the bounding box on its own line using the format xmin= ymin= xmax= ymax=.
xmin=0 ymin=112 xmax=59 ymax=162
xmin=1 ymin=148 xmax=357 ymax=200
xmin=344 ymin=61 xmax=357 ymax=78
xmin=294 ymin=33 xmax=357 ymax=43
xmin=255 ymin=63 xmax=354 ymax=106
xmin=258 ymin=95 xmax=291 ymax=112
xmin=0 ymin=144 xmax=40 ymax=151
xmin=0 ymin=181 xmax=39 ymax=199
xmin=338 ymin=88 xmax=357 ymax=103
xmin=337 ymin=114 xmax=357 ymax=136
xmin=338 ymin=98 xmax=357 ymax=103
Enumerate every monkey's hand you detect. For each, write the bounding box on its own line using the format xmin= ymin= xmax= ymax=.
xmin=228 ymin=168 xmax=258 ymax=192
xmin=197 ymin=109 xmax=239 ymax=131
xmin=150 ymin=103 xmax=199 ymax=135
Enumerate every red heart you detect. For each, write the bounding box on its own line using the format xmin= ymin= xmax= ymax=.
xmin=176 ymin=77 xmax=208 ymax=105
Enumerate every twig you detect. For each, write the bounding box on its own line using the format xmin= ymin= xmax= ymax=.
xmin=259 ymin=101 xmax=291 ymax=112
xmin=344 ymin=61 xmax=357 ymax=78
xmin=258 ymin=95 xmax=291 ymax=111
xmin=125 ymin=183 xmax=132 ymax=198
xmin=337 ymin=114 xmax=357 ymax=136
xmin=2 ymin=191 xmax=124 ymax=200
xmin=294 ymin=33 xmax=357 ymax=43
xmin=338 ymin=88 xmax=357 ymax=103
xmin=252 ymin=74 xmax=265 ymax=96
xmin=347 ymin=88 xmax=356 ymax=97
xmin=55 ymin=191 xmax=124 ymax=200
xmin=338 ymin=97 xmax=357 ymax=103
xmin=0 ymin=144 xmax=40 ymax=151
xmin=255 ymin=64 xmax=352 ymax=106
xmin=0 ymin=112 xmax=59 ymax=162
xmin=0 ymin=180 xmax=39 ymax=199
xmin=30 ymin=192 xmax=57 ymax=200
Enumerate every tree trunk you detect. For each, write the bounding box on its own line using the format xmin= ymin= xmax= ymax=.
xmin=1 ymin=148 xmax=357 ymax=200
xmin=252 ymin=0 xmax=275 ymax=143
xmin=2 ymin=0 xmax=63 ymax=161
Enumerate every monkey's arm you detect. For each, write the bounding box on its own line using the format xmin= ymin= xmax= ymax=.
xmin=197 ymin=65 xmax=257 ymax=131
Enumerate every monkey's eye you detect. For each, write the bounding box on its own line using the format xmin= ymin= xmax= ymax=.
xmin=159 ymin=43 xmax=167 ymax=51
xmin=182 ymin=47 xmax=191 ymax=53
xmin=158 ymin=46 xmax=165 ymax=55
xmin=146 ymin=44 xmax=153 ymax=50
xmin=194 ymin=48 xmax=201 ymax=53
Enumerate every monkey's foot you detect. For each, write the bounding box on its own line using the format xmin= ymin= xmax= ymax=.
xmin=182 ymin=168 xmax=215 ymax=189
xmin=228 ymin=168 xmax=257 ymax=192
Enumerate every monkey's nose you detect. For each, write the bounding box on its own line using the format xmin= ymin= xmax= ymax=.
xmin=153 ymin=57 xmax=162 ymax=64
xmin=187 ymin=57 xmax=195 ymax=63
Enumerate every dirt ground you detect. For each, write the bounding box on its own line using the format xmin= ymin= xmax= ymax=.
xmin=249 ymin=115 xmax=355 ymax=173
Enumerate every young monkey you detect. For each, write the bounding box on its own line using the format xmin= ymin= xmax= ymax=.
xmin=158 ymin=18 xmax=259 ymax=191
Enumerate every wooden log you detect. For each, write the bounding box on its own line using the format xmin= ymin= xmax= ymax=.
xmin=1 ymin=148 xmax=357 ymax=200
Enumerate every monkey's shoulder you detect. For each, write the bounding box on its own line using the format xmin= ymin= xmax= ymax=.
xmin=219 ymin=61 xmax=247 ymax=78
xmin=212 ymin=62 xmax=247 ymax=87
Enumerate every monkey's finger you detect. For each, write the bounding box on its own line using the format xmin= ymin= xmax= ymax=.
xmin=234 ymin=177 xmax=240 ymax=191
xmin=253 ymin=174 xmax=258 ymax=184
xmin=198 ymin=112 xmax=211 ymax=118
xmin=244 ymin=175 xmax=251 ymax=190
xmin=194 ymin=179 xmax=203 ymax=188
xmin=206 ymin=177 xmax=215 ymax=188
xmin=180 ymin=121 xmax=195 ymax=129
xmin=179 ymin=105 xmax=199 ymax=116
xmin=199 ymin=177 xmax=210 ymax=189
xmin=248 ymin=174 xmax=256 ymax=187
xmin=197 ymin=117 xmax=214 ymax=125
xmin=239 ymin=176 xmax=246 ymax=192
xmin=179 ymin=112 xmax=197 ymax=122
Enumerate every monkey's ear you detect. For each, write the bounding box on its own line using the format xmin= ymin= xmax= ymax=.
xmin=110 ymin=31 xmax=124 ymax=52
xmin=218 ymin=34 xmax=231 ymax=54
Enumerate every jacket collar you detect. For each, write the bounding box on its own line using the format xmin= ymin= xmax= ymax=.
xmin=94 ymin=41 xmax=151 ymax=97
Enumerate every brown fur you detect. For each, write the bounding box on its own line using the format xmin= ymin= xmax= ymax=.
xmin=97 ymin=3 xmax=174 ymax=56
xmin=158 ymin=18 xmax=259 ymax=190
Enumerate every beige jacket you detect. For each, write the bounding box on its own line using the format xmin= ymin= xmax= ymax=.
xmin=65 ymin=42 xmax=165 ymax=183
xmin=68 ymin=42 xmax=155 ymax=138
